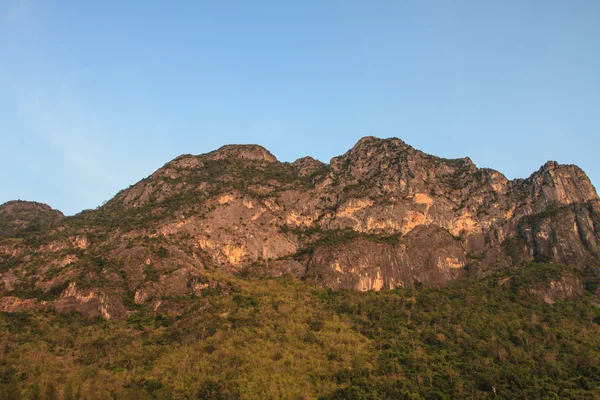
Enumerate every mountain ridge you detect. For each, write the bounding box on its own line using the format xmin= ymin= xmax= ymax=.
xmin=1 ymin=136 xmax=599 ymax=320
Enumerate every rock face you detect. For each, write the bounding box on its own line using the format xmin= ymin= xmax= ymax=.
xmin=1 ymin=137 xmax=599 ymax=318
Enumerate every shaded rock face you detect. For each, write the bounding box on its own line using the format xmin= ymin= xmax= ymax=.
xmin=305 ymin=226 xmax=466 ymax=291
xmin=1 ymin=136 xmax=599 ymax=318
xmin=515 ymin=202 xmax=600 ymax=265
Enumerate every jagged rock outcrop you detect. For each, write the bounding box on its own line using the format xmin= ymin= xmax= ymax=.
xmin=1 ymin=137 xmax=599 ymax=317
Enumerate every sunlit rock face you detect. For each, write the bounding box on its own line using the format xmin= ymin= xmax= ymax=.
xmin=1 ymin=136 xmax=599 ymax=318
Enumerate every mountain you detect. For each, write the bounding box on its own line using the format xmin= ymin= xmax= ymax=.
xmin=1 ymin=136 xmax=599 ymax=319
xmin=1 ymin=137 xmax=600 ymax=399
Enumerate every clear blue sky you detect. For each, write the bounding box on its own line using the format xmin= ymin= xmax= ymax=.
xmin=1 ymin=1 xmax=599 ymax=215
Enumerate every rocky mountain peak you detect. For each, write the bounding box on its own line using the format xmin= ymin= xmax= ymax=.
xmin=0 ymin=200 xmax=64 ymax=237
xmin=329 ymin=137 xmax=413 ymax=179
xmin=0 ymin=200 xmax=57 ymax=214
xmin=207 ymin=144 xmax=278 ymax=162
xmin=291 ymin=156 xmax=326 ymax=177
xmin=524 ymin=161 xmax=599 ymax=207
xmin=343 ymin=136 xmax=411 ymax=158
xmin=542 ymin=160 xmax=560 ymax=170
xmin=462 ymin=156 xmax=474 ymax=166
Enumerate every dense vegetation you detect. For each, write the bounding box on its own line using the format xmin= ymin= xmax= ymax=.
xmin=1 ymin=263 xmax=599 ymax=400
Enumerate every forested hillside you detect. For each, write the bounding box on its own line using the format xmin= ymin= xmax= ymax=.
xmin=1 ymin=263 xmax=599 ymax=399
